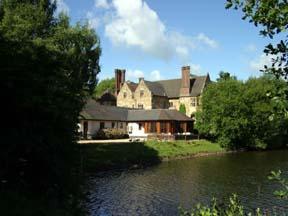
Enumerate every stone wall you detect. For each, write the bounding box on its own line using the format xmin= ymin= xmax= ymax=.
xmin=179 ymin=96 xmax=199 ymax=117
xmin=168 ymin=96 xmax=200 ymax=117
xmin=133 ymin=80 xmax=152 ymax=109
xmin=152 ymin=96 xmax=169 ymax=109
xmin=117 ymin=83 xmax=136 ymax=108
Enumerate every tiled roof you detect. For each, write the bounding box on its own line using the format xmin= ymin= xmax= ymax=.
xmin=126 ymin=82 xmax=138 ymax=92
xmin=155 ymin=79 xmax=182 ymax=98
xmin=96 ymin=91 xmax=116 ymax=102
xmin=80 ymin=99 xmax=193 ymax=122
xmin=127 ymin=109 xmax=193 ymax=121
xmin=144 ymin=81 xmax=166 ymax=96
xmin=80 ymin=99 xmax=128 ymax=121
xmin=125 ymin=74 xmax=209 ymax=98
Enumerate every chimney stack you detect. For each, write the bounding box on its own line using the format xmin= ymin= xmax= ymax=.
xmin=115 ymin=69 xmax=126 ymax=96
xmin=180 ymin=66 xmax=190 ymax=96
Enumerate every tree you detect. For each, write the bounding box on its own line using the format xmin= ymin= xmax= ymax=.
xmin=0 ymin=0 xmax=101 ymax=214
xmin=179 ymin=103 xmax=186 ymax=115
xmin=196 ymin=76 xmax=288 ymax=149
xmin=226 ymin=0 xmax=288 ymax=80
xmin=94 ymin=77 xmax=115 ymax=98
xmin=217 ymin=71 xmax=236 ymax=82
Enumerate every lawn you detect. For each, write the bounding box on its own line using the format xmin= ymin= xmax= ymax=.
xmin=80 ymin=139 xmax=224 ymax=172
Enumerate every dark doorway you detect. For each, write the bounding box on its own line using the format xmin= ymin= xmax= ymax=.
xmin=83 ymin=121 xmax=88 ymax=139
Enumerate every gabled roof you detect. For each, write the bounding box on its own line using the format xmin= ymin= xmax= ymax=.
xmin=126 ymin=82 xmax=138 ymax=92
xmin=155 ymin=79 xmax=182 ymax=98
xmin=190 ymin=75 xmax=208 ymax=97
xmin=80 ymin=99 xmax=193 ymax=122
xmin=80 ymin=99 xmax=129 ymax=121
xmin=123 ymin=74 xmax=209 ymax=99
xmin=96 ymin=90 xmax=116 ymax=103
xmin=144 ymin=81 xmax=166 ymax=97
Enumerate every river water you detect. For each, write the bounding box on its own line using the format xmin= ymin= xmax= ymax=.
xmin=85 ymin=150 xmax=288 ymax=216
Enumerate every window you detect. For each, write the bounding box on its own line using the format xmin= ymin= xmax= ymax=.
xmin=169 ymin=102 xmax=173 ymax=107
xmin=191 ymin=98 xmax=196 ymax=107
xmin=138 ymin=104 xmax=143 ymax=109
xmin=129 ymin=126 xmax=133 ymax=134
xmin=132 ymin=93 xmax=134 ymax=99
xmin=123 ymin=92 xmax=127 ymax=98
xmin=160 ymin=122 xmax=166 ymax=133
xmin=112 ymin=122 xmax=115 ymax=128
xmin=140 ymin=90 xmax=144 ymax=97
xmin=120 ymin=122 xmax=123 ymax=129
xmin=100 ymin=122 xmax=105 ymax=129
xmin=139 ymin=123 xmax=143 ymax=130
xmin=150 ymin=122 xmax=156 ymax=133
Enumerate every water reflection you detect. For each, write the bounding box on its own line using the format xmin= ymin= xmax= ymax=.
xmin=86 ymin=150 xmax=288 ymax=216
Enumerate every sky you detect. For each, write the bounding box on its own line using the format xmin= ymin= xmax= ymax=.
xmin=55 ymin=0 xmax=277 ymax=82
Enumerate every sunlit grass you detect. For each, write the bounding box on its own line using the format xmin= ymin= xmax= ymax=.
xmin=81 ymin=140 xmax=224 ymax=172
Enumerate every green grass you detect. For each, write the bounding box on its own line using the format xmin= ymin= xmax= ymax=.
xmin=80 ymin=140 xmax=224 ymax=172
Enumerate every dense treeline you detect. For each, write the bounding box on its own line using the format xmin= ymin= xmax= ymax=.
xmin=196 ymin=74 xmax=288 ymax=150
xmin=0 ymin=0 xmax=100 ymax=215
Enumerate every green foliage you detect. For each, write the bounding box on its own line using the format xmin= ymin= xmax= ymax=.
xmin=179 ymin=194 xmax=263 ymax=216
xmin=226 ymin=0 xmax=288 ymax=80
xmin=268 ymin=170 xmax=288 ymax=199
xmin=94 ymin=78 xmax=115 ymax=98
xmin=179 ymin=103 xmax=187 ymax=114
xmin=196 ymin=76 xmax=288 ymax=149
xmin=94 ymin=128 xmax=129 ymax=140
xmin=217 ymin=71 xmax=237 ymax=82
xmin=0 ymin=0 xmax=101 ymax=214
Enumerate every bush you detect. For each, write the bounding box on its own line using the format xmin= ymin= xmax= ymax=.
xmin=94 ymin=128 xmax=129 ymax=140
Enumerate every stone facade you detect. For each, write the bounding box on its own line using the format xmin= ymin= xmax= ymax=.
xmin=117 ymin=82 xmax=136 ymax=108
xmin=134 ymin=79 xmax=153 ymax=109
xmin=116 ymin=66 xmax=210 ymax=116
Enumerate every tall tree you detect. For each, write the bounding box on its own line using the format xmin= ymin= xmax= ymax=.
xmin=217 ymin=71 xmax=236 ymax=82
xmin=0 ymin=0 xmax=101 ymax=214
xmin=196 ymin=76 xmax=288 ymax=149
xmin=94 ymin=78 xmax=115 ymax=97
xmin=226 ymin=0 xmax=288 ymax=79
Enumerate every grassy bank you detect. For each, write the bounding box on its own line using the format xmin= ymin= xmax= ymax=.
xmin=80 ymin=140 xmax=224 ymax=172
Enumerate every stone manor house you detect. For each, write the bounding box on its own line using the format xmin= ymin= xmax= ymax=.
xmin=116 ymin=66 xmax=211 ymax=117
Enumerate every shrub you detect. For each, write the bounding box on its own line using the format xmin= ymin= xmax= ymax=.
xmin=94 ymin=128 xmax=129 ymax=140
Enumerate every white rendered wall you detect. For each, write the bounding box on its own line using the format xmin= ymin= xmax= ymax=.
xmin=127 ymin=122 xmax=147 ymax=138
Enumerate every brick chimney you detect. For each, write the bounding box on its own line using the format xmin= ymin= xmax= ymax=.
xmin=180 ymin=66 xmax=190 ymax=96
xmin=115 ymin=69 xmax=126 ymax=96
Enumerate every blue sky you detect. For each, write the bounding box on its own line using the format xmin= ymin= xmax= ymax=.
xmin=56 ymin=0 xmax=276 ymax=82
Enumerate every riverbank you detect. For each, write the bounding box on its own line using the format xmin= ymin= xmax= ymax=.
xmin=80 ymin=139 xmax=225 ymax=172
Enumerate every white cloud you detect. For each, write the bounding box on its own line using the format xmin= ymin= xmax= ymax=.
xmin=245 ymin=44 xmax=257 ymax=52
xmin=54 ymin=0 xmax=70 ymax=15
xmin=150 ymin=70 xmax=162 ymax=80
xmin=249 ymin=53 xmax=277 ymax=71
xmin=95 ymin=0 xmax=111 ymax=9
xmin=104 ymin=0 xmax=218 ymax=61
xmin=126 ymin=69 xmax=145 ymax=80
xmin=126 ymin=69 xmax=162 ymax=81
xmin=196 ymin=33 xmax=218 ymax=48
xmin=190 ymin=64 xmax=202 ymax=75
xmin=86 ymin=12 xmax=100 ymax=29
